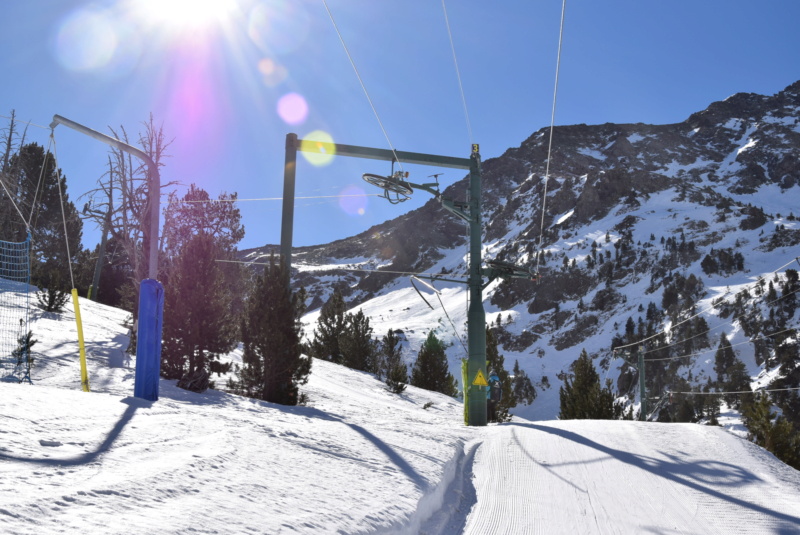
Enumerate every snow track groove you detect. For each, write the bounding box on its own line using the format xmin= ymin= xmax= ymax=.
xmin=379 ymin=438 xmax=481 ymax=535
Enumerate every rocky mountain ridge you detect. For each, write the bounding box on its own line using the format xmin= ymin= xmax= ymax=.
xmin=242 ymin=80 xmax=800 ymax=420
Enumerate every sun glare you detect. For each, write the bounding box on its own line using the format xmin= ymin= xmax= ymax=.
xmin=133 ymin=0 xmax=236 ymax=31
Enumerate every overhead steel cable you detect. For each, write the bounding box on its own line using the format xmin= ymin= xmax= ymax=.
xmin=321 ymin=0 xmax=404 ymax=172
xmin=614 ymin=255 xmax=800 ymax=354
xmin=50 ymin=131 xmax=76 ymax=289
xmin=168 ymin=193 xmax=382 ymax=204
xmin=437 ymin=290 xmax=469 ymax=358
xmin=441 ymin=0 xmax=473 ymax=146
xmin=669 ymin=386 xmax=800 ymax=395
xmin=216 ymin=258 xmax=468 ymax=279
xmin=615 ymin=284 xmax=800 ymax=361
xmin=27 ymin=134 xmax=55 ymax=233
xmin=632 ymin=284 xmax=800 ymax=360
xmin=0 ymin=115 xmax=50 ymax=130
xmin=640 ymin=326 xmax=798 ymax=363
xmin=635 ymin=277 xmax=800 ymax=359
xmin=0 ymin=173 xmax=29 ymax=232
xmin=535 ymin=0 xmax=567 ymax=277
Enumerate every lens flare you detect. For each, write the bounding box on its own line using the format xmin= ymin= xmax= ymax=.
xmin=277 ymin=93 xmax=309 ymax=125
xmin=339 ymin=186 xmax=369 ymax=216
xmin=132 ymin=0 xmax=236 ymax=31
xmin=158 ymin=34 xmax=232 ymax=184
xmin=257 ymin=58 xmax=288 ymax=87
xmin=101 ymin=20 xmax=143 ymax=79
xmin=55 ymin=8 xmax=118 ymax=71
xmin=248 ymin=3 xmax=310 ymax=56
xmin=299 ymin=130 xmax=336 ymax=167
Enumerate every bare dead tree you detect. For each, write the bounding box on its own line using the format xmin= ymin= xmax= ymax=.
xmin=1 ymin=111 xmax=30 ymax=241
xmin=79 ymin=114 xmax=176 ymax=311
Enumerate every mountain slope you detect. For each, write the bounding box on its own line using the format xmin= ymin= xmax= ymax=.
xmin=243 ymin=81 xmax=800 ymax=422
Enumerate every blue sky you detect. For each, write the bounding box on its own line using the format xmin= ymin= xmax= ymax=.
xmin=2 ymin=0 xmax=800 ymax=251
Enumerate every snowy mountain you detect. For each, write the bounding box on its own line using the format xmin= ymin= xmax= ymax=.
xmin=242 ymin=80 xmax=800 ymax=421
xmin=2 ymin=296 xmax=800 ymax=533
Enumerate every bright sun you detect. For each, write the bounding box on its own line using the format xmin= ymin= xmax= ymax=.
xmin=133 ymin=0 xmax=237 ymax=31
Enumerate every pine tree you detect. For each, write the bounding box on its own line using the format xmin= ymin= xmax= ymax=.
xmin=340 ymin=309 xmax=378 ymax=373
xmin=309 ymin=288 xmax=347 ymax=364
xmin=160 ymin=185 xmax=244 ymax=384
xmin=410 ymin=331 xmax=457 ymax=397
xmin=7 ymin=143 xmax=83 ymax=310
xmin=235 ymin=258 xmax=311 ymax=405
xmin=624 ymin=316 xmax=636 ymax=343
xmin=714 ymin=333 xmax=736 ymax=383
xmin=486 ymin=325 xmax=515 ymax=422
xmin=559 ymin=349 xmax=619 ymax=419
xmin=161 ymin=233 xmax=238 ymax=383
xmin=744 ymin=393 xmax=776 ymax=451
xmin=12 ymin=330 xmax=38 ymax=376
xmin=770 ymin=417 xmax=800 ymax=470
xmin=381 ymin=328 xmax=407 ymax=394
xmin=724 ymin=358 xmax=753 ymax=409
xmin=511 ymin=360 xmax=536 ymax=405
xmin=705 ymin=393 xmax=721 ymax=425
xmin=1 ymin=111 xmax=27 ymax=242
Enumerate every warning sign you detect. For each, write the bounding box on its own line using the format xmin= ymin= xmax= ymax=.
xmin=472 ymin=370 xmax=488 ymax=387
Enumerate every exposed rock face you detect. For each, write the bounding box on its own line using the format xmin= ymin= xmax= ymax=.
xmin=242 ymin=81 xmax=800 ymax=318
xmin=240 ymin=81 xmax=800 ymax=419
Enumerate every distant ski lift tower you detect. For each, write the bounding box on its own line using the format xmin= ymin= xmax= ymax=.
xmin=281 ymin=134 xmax=488 ymax=426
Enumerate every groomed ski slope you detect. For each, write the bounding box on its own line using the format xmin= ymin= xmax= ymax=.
xmin=462 ymin=421 xmax=800 ymax=534
xmin=1 ymin=297 xmax=800 ymax=534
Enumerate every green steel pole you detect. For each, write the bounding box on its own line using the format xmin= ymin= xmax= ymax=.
xmin=638 ymin=347 xmax=647 ymax=421
xmin=287 ymin=134 xmax=486 ymax=424
xmin=466 ymin=147 xmax=487 ymax=426
xmin=280 ymin=133 xmax=298 ymax=278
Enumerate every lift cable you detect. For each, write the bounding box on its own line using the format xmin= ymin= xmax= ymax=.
xmin=27 ymin=135 xmax=56 ymax=233
xmin=612 ymin=284 xmax=800 ymax=362
xmin=669 ymin=386 xmax=800 ymax=396
xmin=611 ymin=282 xmax=798 ymax=362
xmin=217 ymin=259 xmax=468 ymax=280
xmin=223 ymin=257 xmax=472 ymax=357
xmin=168 ymin=193 xmax=382 ymax=204
xmin=0 ymin=114 xmax=50 ymax=131
xmin=49 ymin=131 xmax=76 ymax=289
xmin=438 ymin=289 xmax=470 ymax=358
xmin=321 ymin=0 xmax=403 ymax=172
xmin=637 ymin=325 xmax=799 ymax=363
xmin=441 ymin=0 xmax=473 ymax=145
xmin=535 ymin=0 xmax=567 ymax=276
xmin=649 ymin=285 xmax=800 ymax=359
xmin=614 ymin=254 xmax=800 ymax=354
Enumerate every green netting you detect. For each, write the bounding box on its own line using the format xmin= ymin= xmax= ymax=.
xmin=1 ymin=234 xmax=32 ymax=383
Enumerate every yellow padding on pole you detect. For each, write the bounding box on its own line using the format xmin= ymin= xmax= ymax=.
xmin=71 ymin=289 xmax=90 ymax=392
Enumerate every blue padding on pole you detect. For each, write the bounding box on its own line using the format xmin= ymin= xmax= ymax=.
xmin=134 ymin=279 xmax=164 ymax=401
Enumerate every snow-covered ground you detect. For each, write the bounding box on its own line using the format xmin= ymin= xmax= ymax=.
xmin=2 ymin=296 xmax=800 ymax=534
